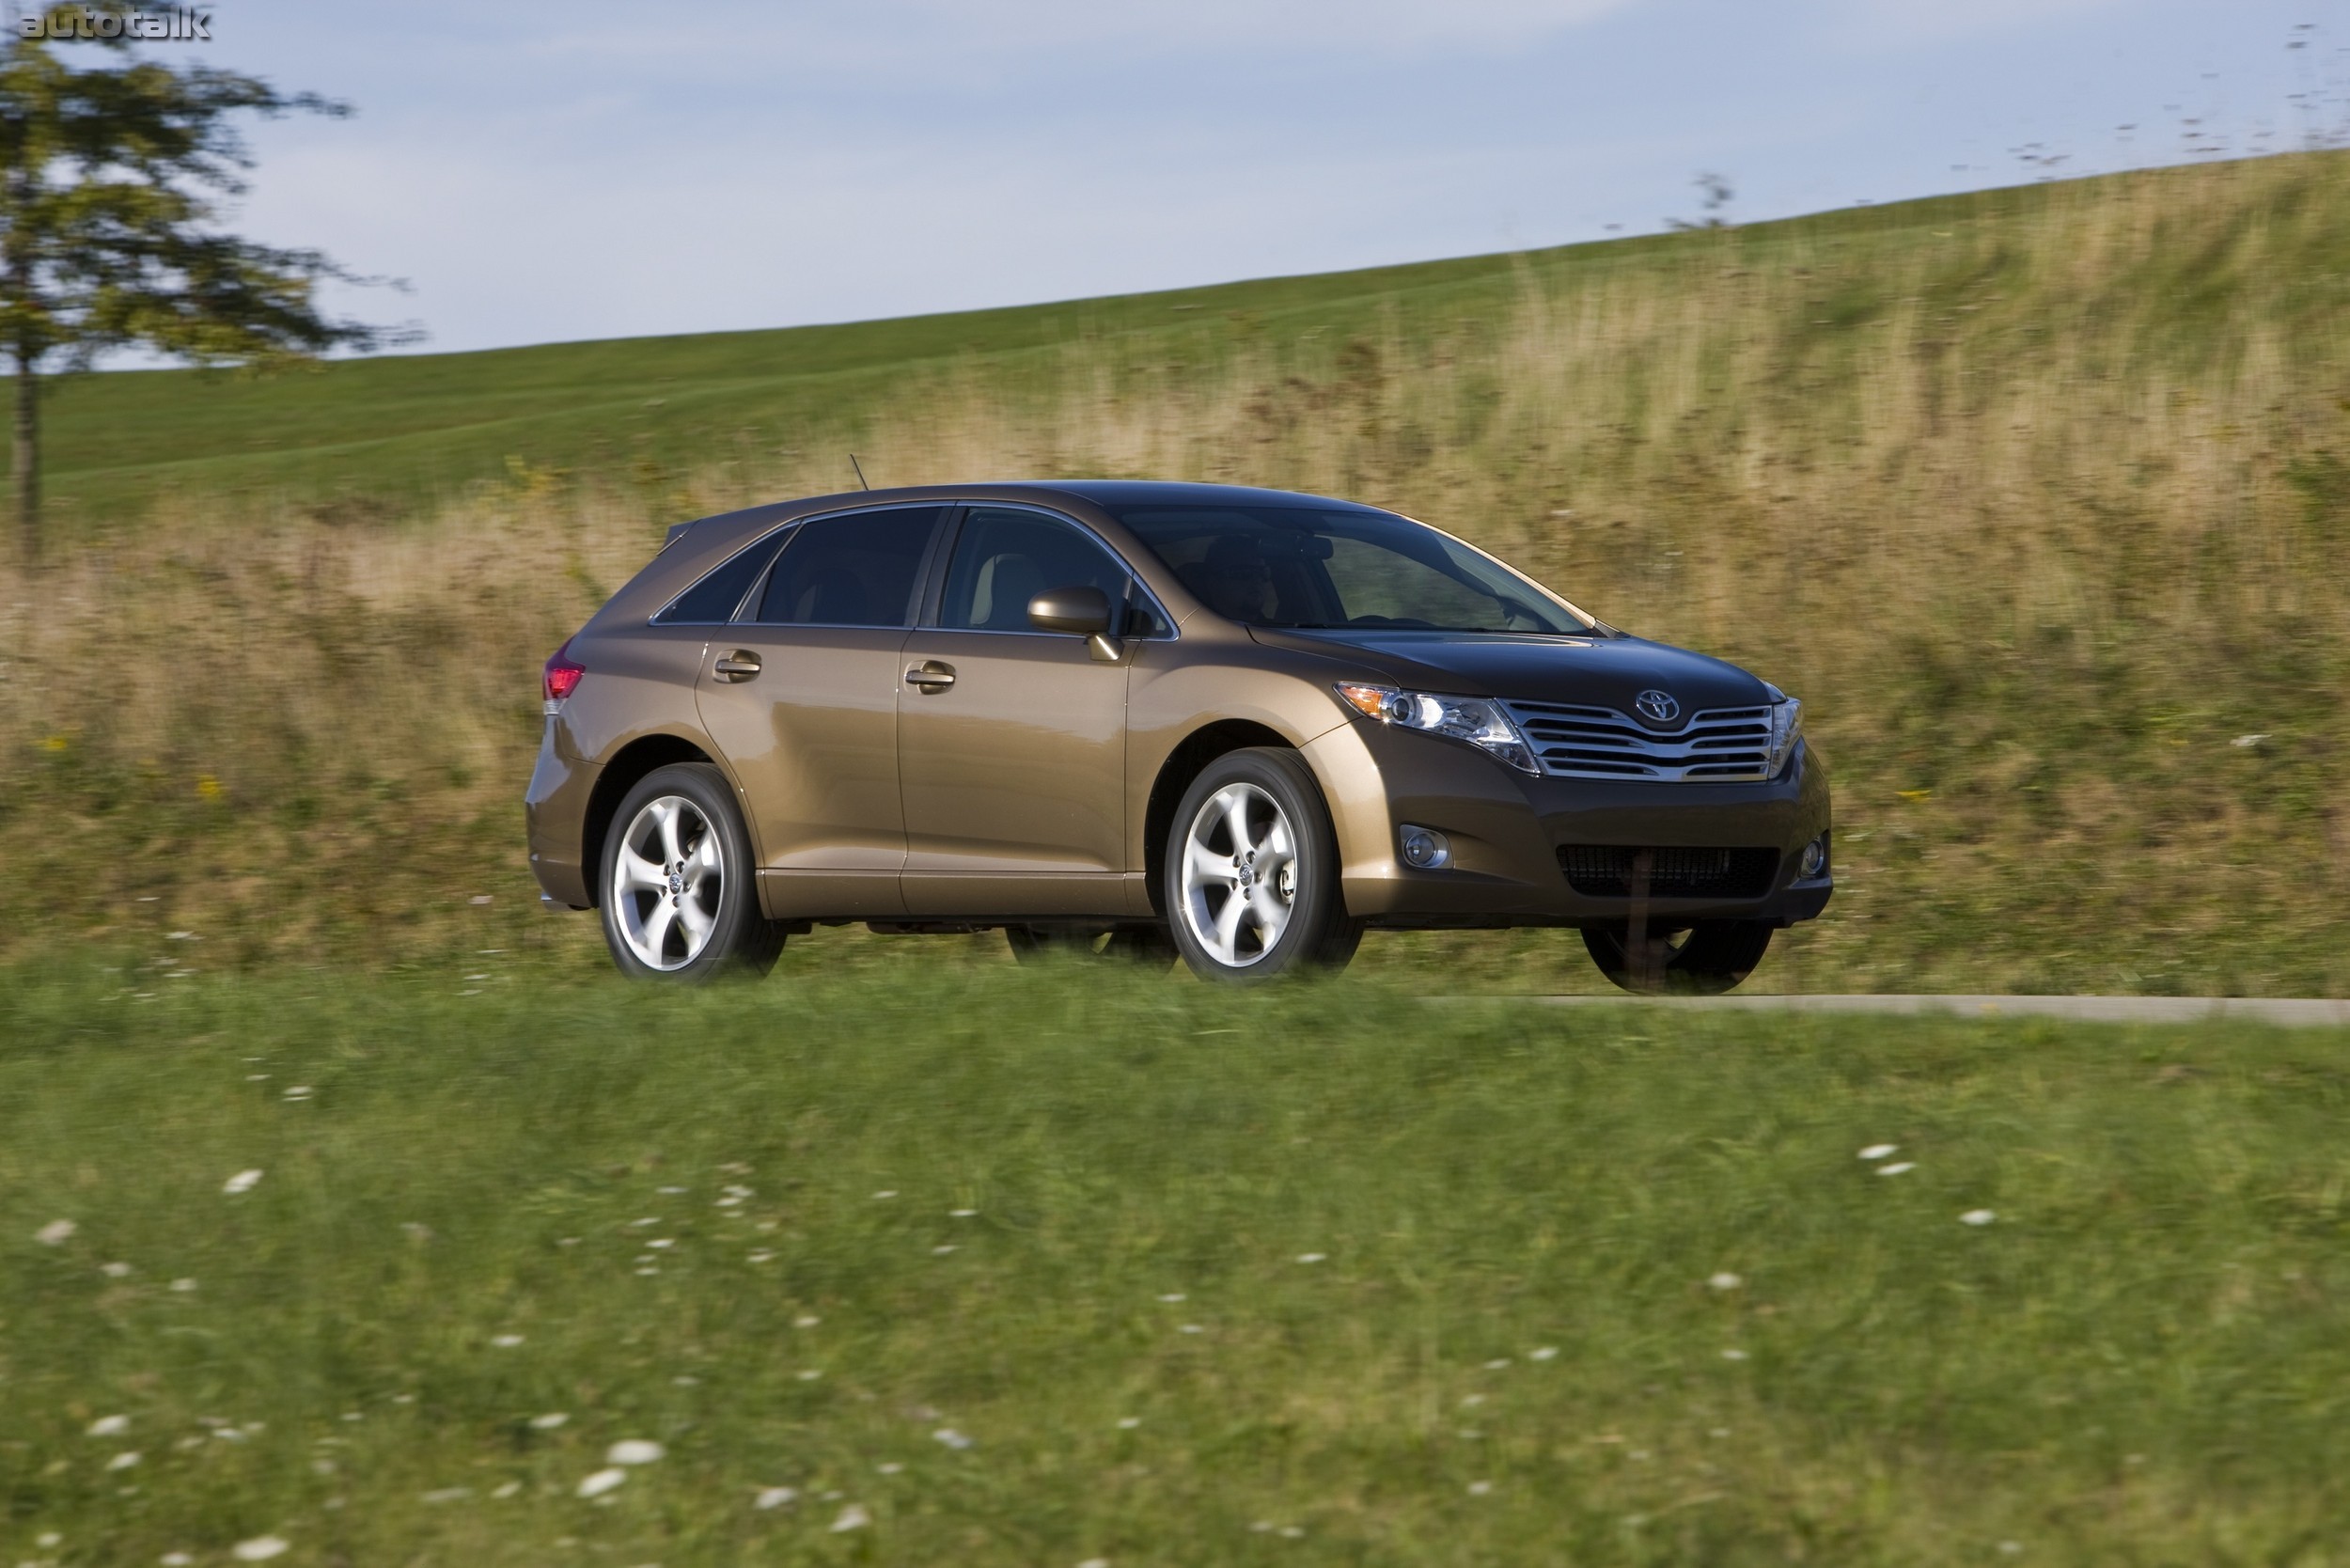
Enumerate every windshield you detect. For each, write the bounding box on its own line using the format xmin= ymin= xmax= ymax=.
xmin=1111 ymin=504 xmax=1591 ymax=635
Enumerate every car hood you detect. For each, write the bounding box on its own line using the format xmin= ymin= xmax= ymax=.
xmin=1248 ymin=628 xmax=1775 ymax=714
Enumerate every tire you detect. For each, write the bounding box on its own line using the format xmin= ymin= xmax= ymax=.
xmin=1581 ymin=919 xmax=1772 ymax=995
xmin=598 ymin=762 xmax=787 ymax=981
xmin=1005 ymin=923 xmax=1180 ymax=969
xmin=1163 ymin=747 xmax=1362 ymax=983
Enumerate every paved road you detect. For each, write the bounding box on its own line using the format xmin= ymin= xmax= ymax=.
xmin=1530 ymin=994 xmax=2350 ymax=1027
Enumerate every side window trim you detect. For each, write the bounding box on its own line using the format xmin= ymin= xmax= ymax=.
xmin=922 ymin=501 xmax=1176 ymax=639
xmin=650 ymin=523 xmax=799 ymax=625
xmin=738 ymin=502 xmax=952 ymax=629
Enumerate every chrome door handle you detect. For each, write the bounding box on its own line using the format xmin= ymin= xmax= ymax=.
xmin=905 ymin=662 xmax=956 ymax=691
xmin=713 ymin=652 xmax=762 ymax=682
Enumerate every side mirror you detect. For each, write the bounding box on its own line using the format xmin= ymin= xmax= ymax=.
xmin=1027 ymin=586 xmax=1113 ymax=636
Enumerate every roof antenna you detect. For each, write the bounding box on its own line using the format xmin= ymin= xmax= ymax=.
xmin=848 ymin=453 xmax=870 ymax=491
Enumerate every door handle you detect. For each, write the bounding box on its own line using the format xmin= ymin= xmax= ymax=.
xmin=713 ymin=651 xmax=762 ymax=682
xmin=905 ymin=661 xmax=956 ymax=691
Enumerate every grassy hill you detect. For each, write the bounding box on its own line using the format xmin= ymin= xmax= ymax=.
xmin=3 ymin=151 xmax=2347 ymax=990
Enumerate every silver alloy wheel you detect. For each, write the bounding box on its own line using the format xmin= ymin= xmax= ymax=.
xmin=1177 ymin=781 xmax=1297 ymax=968
xmin=610 ymin=794 xmax=723 ymax=971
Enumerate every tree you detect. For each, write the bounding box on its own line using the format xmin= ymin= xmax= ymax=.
xmin=0 ymin=2 xmax=408 ymax=561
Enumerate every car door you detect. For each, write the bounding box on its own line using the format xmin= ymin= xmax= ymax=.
xmin=693 ymin=504 xmax=948 ymax=919
xmin=898 ymin=505 xmax=1156 ymax=917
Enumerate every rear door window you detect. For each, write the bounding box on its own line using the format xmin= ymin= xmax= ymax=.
xmin=755 ymin=507 xmax=946 ymax=627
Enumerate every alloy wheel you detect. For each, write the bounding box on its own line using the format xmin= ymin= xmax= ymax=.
xmin=1177 ymin=782 xmax=1297 ymax=968
xmin=610 ymin=794 xmax=723 ymax=970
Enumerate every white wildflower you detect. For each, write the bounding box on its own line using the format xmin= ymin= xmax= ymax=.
xmin=792 ymin=1314 xmax=820 ymax=1327
xmin=422 ymin=1487 xmax=472 ymax=1503
xmin=87 ymin=1415 xmax=131 ymax=1437
xmin=531 ymin=1413 xmax=570 ymax=1430
xmin=754 ymin=1485 xmax=797 ymax=1510
xmin=1177 ymin=1323 xmax=1203 ymax=1334
xmin=932 ymin=1245 xmax=958 ymax=1255
xmin=109 ymin=1450 xmax=142 ymax=1470
xmin=876 ymin=1462 xmax=902 ymax=1474
xmin=1857 ymin=1144 xmax=1897 ymax=1161
xmin=1156 ymin=1293 xmax=1185 ymax=1303
xmin=1296 ymin=1252 xmax=1326 ymax=1264
xmin=932 ymin=1428 xmax=973 ymax=1450
xmin=170 ymin=1278 xmax=197 ymax=1292
xmin=36 ymin=1217 xmax=76 ymax=1245
xmin=796 ymin=1369 xmax=822 ymax=1381
xmin=1467 ymin=1480 xmax=1493 ymax=1496
xmin=491 ymin=1334 xmax=525 ymax=1348
xmin=1722 ymin=1348 xmax=1749 ymax=1360
xmin=1483 ymin=1357 xmax=1512 ymax=1370
xmin=648 ymin=1238 xmax=674 ymax=1250
xmin=222 ymin=1169 xmax=264 ymax=1196
xmin=230 ymin=1538 xmax=290 ymax=1561
xmin=872 ymin=1190 xmax=897 ymax=1200
xmin=576 ymin=1468 xmax=627 ymax=1498
xmin=492 ymin=1481 xmax=521 ymax=1498
xmin=1528 ymin=1346 xmax=1559 ymax=1360
xmin=1875 ymin=1162 xmax=1915 ymax=1176
xmin=830 ymin=1503 xmax=870 ymax=1532
xmin=2230 ymin=733 xmax=2268 ymax=748
xmin=1707 ymin=1272 xmax=1743 ymax=1292
xmin=1116 ymin=1417 xmax=1141 ymax=1430
xmin=1961 ymin=1209 xmax=1998 ymax=1226
xmin=161 ymin=1554 xmax=195 ymax=1566
xmin=746 ymin=1249 xmax=776 ymax=1263
xmin=606 ymin=1439 xmax=666 ymax=1466
xmin=100 ymin=1262 xmax=133 ymax=1278
xmin=949 ymin=1209 xmax=977 ymax=1217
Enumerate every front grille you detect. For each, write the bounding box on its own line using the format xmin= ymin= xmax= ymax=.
xmin=1502 ymin=700 xmax=1775 ymax=781
xmin=1557 ymin=845 xmax=1780 ymax=900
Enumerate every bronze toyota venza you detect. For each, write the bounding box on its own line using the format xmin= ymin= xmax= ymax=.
xmin=526 ymin=481 xmax=1831 ymax=988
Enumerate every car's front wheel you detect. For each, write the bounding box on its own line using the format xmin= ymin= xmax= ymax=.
xmin=599 ymin=762 xmax=786 ymax=980
xmin=1164 ymin=748 xmax=1361 ymax=983
xmin=1581 ymin=919 xmax=1772 ymax=995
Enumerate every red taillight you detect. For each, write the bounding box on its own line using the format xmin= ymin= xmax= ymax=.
xmin=543 ymin=641 xmax=586 ymax=705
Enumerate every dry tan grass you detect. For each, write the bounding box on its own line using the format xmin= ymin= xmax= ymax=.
xmin=5 ymin=155 xmax=2345 ymax=989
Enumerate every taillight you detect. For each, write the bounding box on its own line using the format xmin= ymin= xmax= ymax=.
xmin=543 ymin=641 xmax=586 ymax=709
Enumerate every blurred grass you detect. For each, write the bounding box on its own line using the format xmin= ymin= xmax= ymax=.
xmin=3 ymin=152 xmax=2348 ymax=988
xmin=5 ymin=961 xmax=2348 ymax=1563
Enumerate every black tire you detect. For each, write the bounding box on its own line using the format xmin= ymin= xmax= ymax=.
xmin=1581 ymin=919 xmax=1772 ymax=995
xmin=1005 ymin=923 xmax=1180 ymax=969
xmin=598 ymin=762 xmax=786 ymax=981
xmin=1163 ymin=747 xmax=1362 ymax=983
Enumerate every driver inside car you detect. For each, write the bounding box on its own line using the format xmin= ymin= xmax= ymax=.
xmin=1179 ymin=536 xmax=1280 ymax=621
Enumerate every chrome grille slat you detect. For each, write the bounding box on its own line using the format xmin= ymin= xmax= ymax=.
xmin=1505 ymin=701 xmax=1776 ymax=782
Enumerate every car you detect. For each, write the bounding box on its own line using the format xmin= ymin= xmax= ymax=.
xmin=525 ymin=480 xmax=1830 ymax=989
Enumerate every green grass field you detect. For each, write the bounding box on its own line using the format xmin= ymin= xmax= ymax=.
xmin=8 ymin=959 xmax=2348 ymax=1564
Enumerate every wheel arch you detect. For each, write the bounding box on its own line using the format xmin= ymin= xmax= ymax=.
xmin=580 ymin=733 xmax=720 ymax=908
xmin=1140 ymin=719 xmax=1305 ymax=916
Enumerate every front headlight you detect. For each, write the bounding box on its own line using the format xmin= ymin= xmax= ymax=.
xmin=1335 ymin=682 xmax=1539 ymax=775
xmin=1765 ymin=697 xmax=1804 ymax=777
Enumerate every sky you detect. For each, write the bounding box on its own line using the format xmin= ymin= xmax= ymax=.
xmin=91 ymin=0 xmax=2350 ymax=356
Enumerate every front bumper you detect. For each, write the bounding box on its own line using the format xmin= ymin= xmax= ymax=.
xmin=1304 ymin=717 xmax=1833 ymax=928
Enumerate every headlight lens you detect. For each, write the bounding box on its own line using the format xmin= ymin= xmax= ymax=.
xmin=1335 ymin=682 xmax=1539 ymax=775
xmin=1766 ymin=697 xmax=1804 ymax=777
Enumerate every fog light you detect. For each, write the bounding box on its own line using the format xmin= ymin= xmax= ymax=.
xmin=1798 ymin=835 xmax=1828 ymax=879
xmin=1400 ymin=825 xmax=1451 ymax=870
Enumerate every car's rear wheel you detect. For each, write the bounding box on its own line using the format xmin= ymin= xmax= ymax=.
xmin=600 ymin=762 xmax=786 ymax=980
xmin=1165 ymin=748 xmax=1361 ymax=983
xmin=1004 ymin=924 xmax=1180 ymax=967
xmin=1581 ymin=919 xmax=1772 ymax=995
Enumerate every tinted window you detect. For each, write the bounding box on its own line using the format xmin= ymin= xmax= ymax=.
xmin=755 ymin=507 xmax=944 ymax=627
xmin=1114 ymin=504 xmax=1586 ymax=635
xmin=655 ymin=528 xmax=792 ymax=623
xmin=936 ymin=508 xmax=1134 ymax=633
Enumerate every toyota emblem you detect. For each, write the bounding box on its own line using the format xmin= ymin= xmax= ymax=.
xmin=1635 ymin=689 xmax=1680 ymax=725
